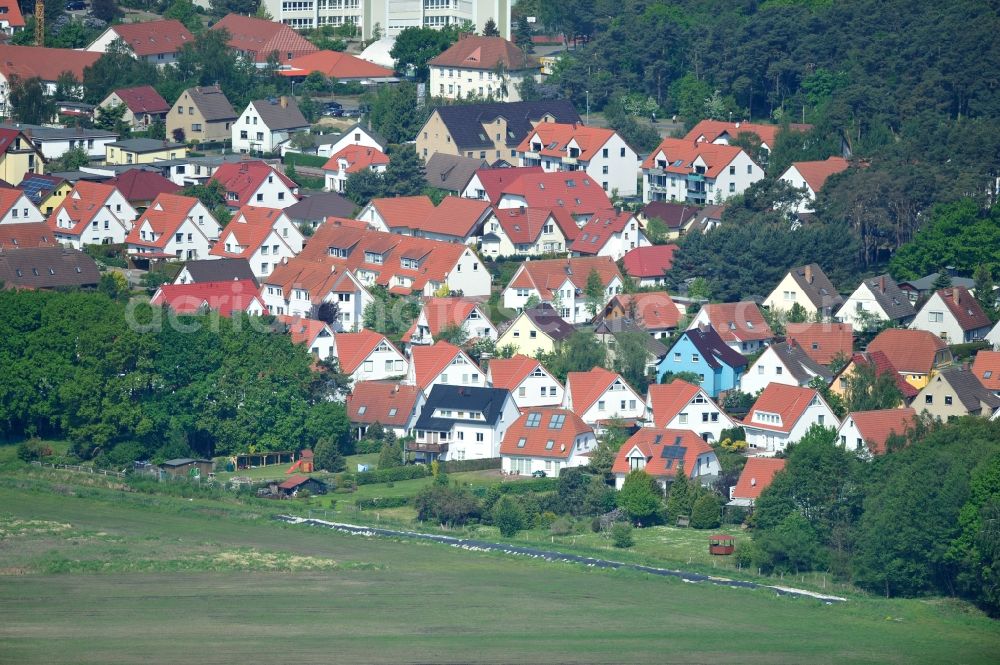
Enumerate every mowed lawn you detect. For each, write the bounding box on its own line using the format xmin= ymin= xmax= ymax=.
xmin=0 ymin=476 xmax=998 ymax=664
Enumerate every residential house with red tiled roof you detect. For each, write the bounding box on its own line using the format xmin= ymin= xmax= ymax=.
xmin=0 ymin=222 xmax=53 ymax=250
xmin=496 ymin=171 xmax=615 ymax=225
xmin=645 ymin=380 xmax=736 ymax=442
xmin=779 ymin=156 xmax=850 ymax=213
xmin=0 ymin=0 xmax=25 ymax=36
xmin=428 ymin=35 xmax=538 ymax=103
xmin=836 ymin=274 xmax=917 ymax=331
xmin=685 ymin=119 xmax=812 ymax=153
xmin=867 ymin=328 xmax=953 ymax=390
xmin=210 ymin=161 xmax=299 ymax=210
xmin=837 ymin=408 xmax=917 ymax=456
xmin=502 ymin=256 xmax=623 ymax=324
xmin=742 ymin=384 xmax=840 ymax=454
xmin=87 ymin=20 xmax=193 ymax=66
xmin=486 ymin=354 xmax=564 ymax=409
xmin=612 ymin=428 xmax=720 ymax=491
xmin=47 ymin=181 xmax=137 ymax=248
xmin=641 ymin=137 xmax=763 ymax=205
xmin=402 ymin=296 xmax=496 ymax=347
xmin=233 ymin=97 xmax=310 ymax=154
xmin=830 ymin=350 xmax=920 ymax=404
xmin=277 ymin=314 xmax=335 ymax=361
xmin=210 ymin=206 xmax=303 ymax=278
xmin=346 ymin=381 xmax=423 ymax=439
xmin=107 ymin=169 xmax=181 ymax=210
xmin=621 ymin=244 xmax=679 ymax=288
xmin=516 ymin=122 xmax=639 ymax=196
xmin=764 ymin=263 xmax=844 ymax=319
xmin=322 ymin=145 xmax=389 ymax=193
xmin=332 ymin=329 xmax=408 ymax=383
xmin=728 ymin=457 xmax=786 ymax=507
xmin=481 ymin=206 xmax=575 ymax=258
xmin=0 ymin=187 xmax=44 ymax=225
xmin=971 ymin=351 xmax=1000 ymax=393
xmin=911 ymin=286 xmax=993 ymax=344
xmin=599 ymin=292 xmax=683 ymax=339
xmin=688 ymin=301 xmax=774 ymax=353
xmin=211 ymin=14 xmax=318 ymax=66
xmin=0 ymin=46 xmax=100 ymax=117
xmin=99 ymin=86 xmax=171 ymax=131
xmin=125 ymin=193 xmax=221 ymax=260
xmin=741 ymin=340 xmax=833 ymax=395
xmin=261 ymin=258 xmax=372 ymax=329
xmin=500 ymin=408 xmax=595 ymax=477
xmin=570 ymin=210 xmax=649 ymax=260
xmin=289 ymin=220 xmax=490 ymax=297
xmin=462 ymin=166 xmax=543 ymax=202
xmin=563 ymin=367 xmax=646 ymax=428
xmin=785 ymin=322 xmax=854 ymax=366
xmin=150 ymin=279 xmax=266 ymax=317
xmin=279 ymin=49 xmax=395 ymax=82
xmin=406 ymin=341 xmax=486 ymax=396
xmin=359 ymin=195 xmax=496 ymax=245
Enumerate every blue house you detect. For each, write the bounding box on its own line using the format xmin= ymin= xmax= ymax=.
xmin=657 ymin=326 xmax=748 ymax=398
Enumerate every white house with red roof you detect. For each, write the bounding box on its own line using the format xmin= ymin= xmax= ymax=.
xmin=279 ymin=50 xmax=395 ymax=83
xmin=563 ymin=367 xmax=646 ymax=428
xmin=503 ymin=256 xmax=623 ymax=324
xmin=742 ymin=384 xmax=840 ymax=454
xmin=486 ymin=354 xmax=564 ymax=409
xmin=150 ymin=279 xmax=266 ymax=317
xmin=837 ymin=408 xmax=917 ymax=457
xmin=569 ymin=209 xmax=649 ymax=260
xmin=621 ymin=244 xmax=678 ymax=288
xmin=407 ymin=341 xmax=486 ymax=396
xmin=210 ymin=206 xmax=303 ymax=278
xmin=481 ymin=206 xmax=577 ymax=258
xmin=646 ymin=380 xmax=735 ymax=443
xmin=402 ymin=296 xmax=496 ymax=347
xmin=427 ymin=35 xmax=537 ymax=103
xmin=210 ymin=161 xmax=299 ymax=210
xmin=99 ymin=86 xmax=171 ymax=131
xmin=971 ymin=351 xmax=1000 ymax=393
xmin=332 ymin=329 xmax=407 ymax=383
xmin=500 ymin=408 xmax=596 ymax=477
xmin=411 ymin=384 xmax=518 ymax=462
xmin=910 ymin=286 xmax=993 ymax=344
xmin=462 ymin=166 xmax=543 ymax=202
xmin=688 ymin=301 xmax=775 ymax=353
xmin=0 ymin=188 xmax=44 ymax=225
xmin=0 ymin=45 xmax=100 ymax=116
xmin=125 ymin=193 xmax=220 ymax=260
xmin=48 ymin=181 xmax=137 ymax=248
xmin=0 ymin=1 xmax=25 ymax=36
xmin=210 ymin=14 xmax=318 ymax=67
xmin=641 ymin=137 xmax=763 ymax=205
xmin=261 ymin=260 xmax=372 ymax=329
xmin=346 ymin=381 xmax=424 ymax=439
xmin=612 ymin=428 xmax=720 ymax=491
xmin=495 ymin=171 xmax=615 ymax=225
xmin=87 ymin=20 xmax=194 ymax=66
xmin=311 ymin=123 xmax=387 ymax=160
xmin=779 ymin=157 xmax=850 ymax=213
xmin=278 ymin=314 xmax=335 ymax=360
xmin=323 ymin=145 xmax=389 ymax=193
xmin=729 ymin=457 xmax=786 ymax=507
xmin=516 ymin=122 xmax=639 ymax=196
xmin=359 ymin=195 xmax=496 ymax=245
xmin=685 ymin=120 xmax=812 ymax=153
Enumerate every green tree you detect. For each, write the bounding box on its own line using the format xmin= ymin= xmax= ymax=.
xmin=514 ymin=14 xmax=534 ymax=54
xmin=844 ymin=362 xmax=904 ymax=413
xmin=209 ymin=0 xmax=258 ymax=16
xmin=8 ymin=77 xmax=53 ymax=124
xmin=377 ymin=439 xmax=404 ymax=469
xmin=303 ymin=401 xmax=352 ymax=452
xmin=94 ymin=103 xmax=131 ymax=139
xmin=436 ymin=323 xmax=468 ymax=346
xmin=690 ymin=493 xmax=722 ymax=529
xmin=617 ymin=470 xmax=662 ymax=525
xmin=536 ymin=330 xmax=606 ymax=383
xmin=611 ymin=521 xmax=634 ymax=548
xmin=91 ymin=0 xmax=121 ymax=23
xmin=786 ymin=302 xmax=809 ymax=323
xmin=611 ymin=330 xmax=651 ymax=393
xmin=313 ymin=437 xmax=345 ymax=472
xmin=383 ymin=145 xmax=426 ymax=197
xmin=492 ymin=495 xmax=527 ymax=537
xmin=54 ymin=71 xmax=83 ymax=102
xmin=482 ymin=18 xmax=500 ymax=37
xmin=344 ymin=168 xmax=385 ymax=206
xmin=389 ymin=26 xmax=457 ymax=81
xmin=753 ymin=511 xmax=826 ymax=574
xmin=664 ymin=464 xmax=691 ymax=522
xmin=164 ymin=0 xmax=203 ymax=32
xmin=974 ymin=265 xmax=998 ymax=323
xmin=364 ymin=82 xmax=427 ymax=144
xmin=48 ymin=147 xmax=90 ymax=172
xmin=584 ymin=268 xmax=605 ymax=317
xmin=889 ymin=201 xmax=1000 ymax=280
xmin=414 ymin=483 xmax=480 ymax=525
xmin=180 ymin=181 xmax=227 ymax=211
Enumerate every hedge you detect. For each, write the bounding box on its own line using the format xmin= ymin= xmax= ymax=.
xmin=355 ymin=496 xmax=410 ymax=509
xmin=440 ymin=457 xmax=501 ymax=473
xmin=950 ymin=341 xmax=991 ymax=361
xmin=496 ymin=477 xmax=559 ymax=494
xmin=284 ymin=152 xmax=328 ymax=168
xmin=355 ymin=464 xmax=430 ymax=485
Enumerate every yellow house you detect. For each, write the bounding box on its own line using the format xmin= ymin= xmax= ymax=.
xmin=105 ymin=138 xmax=187 ymax=166
xmin=18 ymin=174 xmax=71 ymax=216
xmin=0 ymin=126 xmax=45 ymax=184
xmin=496 ymin=303 xmax=574 ymax=357
xmin=763 ymin=263 xmax=844 ymax=319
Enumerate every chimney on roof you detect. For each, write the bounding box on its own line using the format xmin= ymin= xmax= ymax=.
xmin=735 ymin=121 xmax=741 ymax=128
xmin=879 ymin=275 xmax=886 ymax=293
xmin=280 ymin=96 xmax=288 ymax=108
xmin=952 ymin=288 xmax=960 ymax=305
xmin=804 ymin=264 xmax=814 ymax=284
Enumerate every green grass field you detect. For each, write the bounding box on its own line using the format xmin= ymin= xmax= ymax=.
xmin=0 ymin=470 xmax=998 ymax=664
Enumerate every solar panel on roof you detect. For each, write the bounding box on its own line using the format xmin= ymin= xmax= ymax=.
xmin=661 ymin=444 xmax=686 ymax=459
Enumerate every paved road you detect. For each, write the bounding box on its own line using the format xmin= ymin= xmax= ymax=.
xmin=276 ymin=515 xmax=847 ymax=603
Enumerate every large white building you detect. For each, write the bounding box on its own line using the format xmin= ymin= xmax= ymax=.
xmin=259 ymin=0 xmax=511 ymax=39
xmin=641 ymin=138 xmax=763 ymax=205
xmin=516 ymin=123 xmax=639 ymax=197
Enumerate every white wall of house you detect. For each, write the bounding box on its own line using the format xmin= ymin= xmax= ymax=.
xmin=567 ymin=379 xmax=646 ymax=426
xmin=509 ymin=370 xmax=564 ymax=408
xmin=502 ymin=274 xmax=623 ymax=324
xmin=429 ymin=65 xmax=532 ymax=103
xmin=410 ymin=352 xmax=486 ymax=396
xmin=836 ymin=282 xmax=892 ymax=330
xmin=87 ymin=28 xmax=182 ymax=66
xmin=647 ymin=390 xmax=735 ymax=443
xmin=232 ymin=102 xmax=309 ymax=154
xmin=778 ymin=164 xmax=818 ymax=213
xmin=744 ymin=399 xmax=838 ymax=455
xmin=836 ymin=417 xmax=870 ymax=455
xmin=219 ymin=228 xmax=296 ymax=279
xmin=305 ymin=328 xmax=336 ymax=361
xmin=325 ymin=161 xmax=387 ymax=193
xmin=0 ymin=194 xmax=44 ymax=224
xmin=518 ymin=133 xmax=638 ymax=197
xmin=318 ymin=126 xmax=385 ymax=159
xmin=480 ymin=213 xmax=568 ymax=258
xmin=613 ymin=447 xmax=721 ymax=490
xmin=578 ymin=220 xmax=649 ymax=261
xmin=763 ymin=272 xmax=819 ymax=315
xmin=643 ymin=151 xmax=763 ymax=204
xmin=343 ymin=340 xmax=408 ymax=383
xmin=442 ymin=246 xmax=491 ymax=297
xmin=51 ymin=190 xmax=137 ymax=248
xmin=262 ymin=276 xmax=371 ymax=331
xmin=741 ymin=348 xmax=807 ymax=394
xmin=129 ymin=217 xmax=214 ymax=260
xmin=909 ymin=291 xmax=979 ymax=344
xmin=502 ymin=434 xmax=598 ymax=476
xmin=231 ymin=177 xmax=296 ymax=210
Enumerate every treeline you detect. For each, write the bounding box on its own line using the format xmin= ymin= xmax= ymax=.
xmin=748 ymin=419 xmax=1000 ymax=616
xmin=0 ymin=289 xmax=351 ymax=465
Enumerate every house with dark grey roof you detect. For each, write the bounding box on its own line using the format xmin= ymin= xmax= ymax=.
xmin=174 ymin=258 xmax=258 ymax=286
xmin=836 ymin=274 xmax=917 ymax=331
xmin=915 ymin=365 xmax=1000 ymax=420
xmin=2 ymin=122 xmax=118 ymax=160
xmin=409 ymin=385 xmax=519 ymax=463
xmin=741 ymin=340 xmax=833 ymax=395
xmin=424 ymin=153 xmax=488 ymax=194
xmin=496 ymin=303 xmax=576 ymax=357
xmin=284 ymin=192 xmax=356 ymax=230
xmin=416 ymin=99 xmax=581 ymax=163
xmin=593 ymin=317 xmax=667 ymax=373
xmin=0 ymin=247 xmax=100 ymax=289
xmin=167 ymin=86 xmax=237 ymax=144
xmin=638 ymin=200 xmax=700 ymax=240
xmin=897 ymin=271 xmax=976 ymax=303
xmin=764 ymin=263 xmax=844 ymax=318
xmin=233 ymin=97 xmax=310 ymax=154
xmin=656 ymin=325 xmax=747 ymax=398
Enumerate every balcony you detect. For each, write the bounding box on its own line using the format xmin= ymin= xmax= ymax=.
xmin=523 ymin=150 xmax=540 ymax=159
xmin=406 ymin=441 xmax=449 ymax=454
xmin=648 ymin=182 xmax=668 ymax=194
xmin=686 ymin=173 xmax=705 ymax=183
xmin=562 ymin=155 xmax=578 ymax=165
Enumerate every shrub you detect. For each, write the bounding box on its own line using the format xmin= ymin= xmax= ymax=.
xmin=355 ymin=439 xmax=383 ymax=454
xmin=611 ymin=522 xmax=634 ymax=548
xmin=414 ymin=483 xmax=480 ymax=526
xmin=724 ymin=505 xmax=749 ymax=525
xmin=733 ymin=540 xmax=754 ymax=569
xmin=355 ymin=464 xmax=430 ymax=485
xmin=355 ymin=496 xmax=410 ymax=509
xmin=439 ymin=457 xmax=501 ymax=473
xmin=492 ymin=495 xmax=527 ymax=537
xmin=16 ymin=438 xmax=52 ymax=462
xmin=550 ymin=517 xmax=573 ymax=536
xmin=690 ymin=494 xmax=722 ymax=529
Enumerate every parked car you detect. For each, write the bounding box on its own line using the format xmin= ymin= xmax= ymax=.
xmin=66 ymin=0 xmax=87 ymax=9
xmin=532 ymin=470 xmax=547 ymax=478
